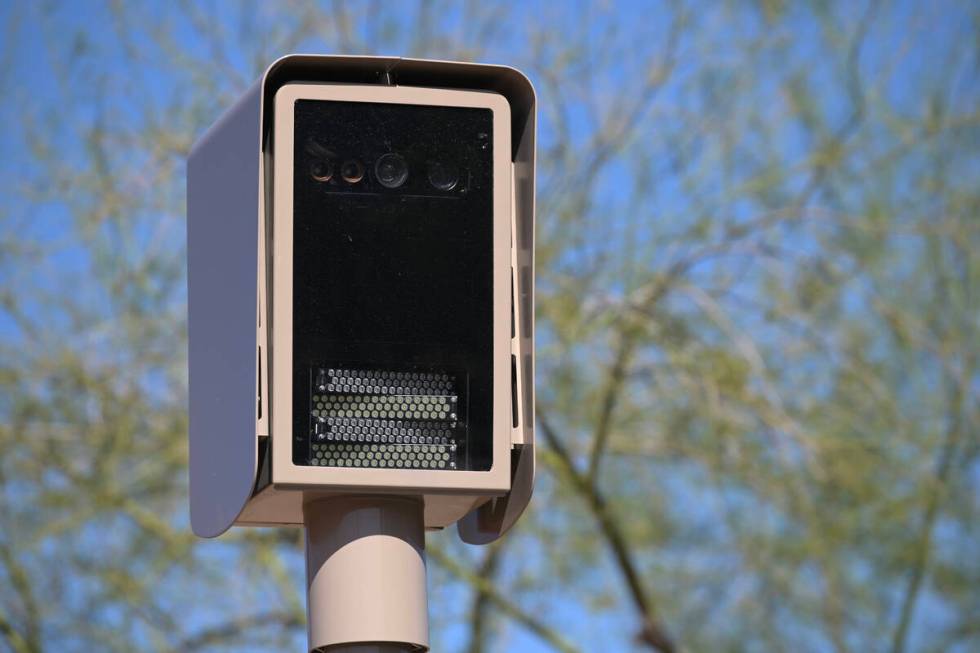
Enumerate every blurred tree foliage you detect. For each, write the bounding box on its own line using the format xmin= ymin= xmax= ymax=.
xmin=1 ymin=1 xmax=978 ymax=652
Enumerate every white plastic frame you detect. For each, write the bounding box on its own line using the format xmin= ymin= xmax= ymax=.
xmin=270 ymin=83 xmax=512 ymax=494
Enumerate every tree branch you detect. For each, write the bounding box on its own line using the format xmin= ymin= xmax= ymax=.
xmin=0 ymin=542 xmax=41 ymax=653
xmin=538 ymin=411 xmax=676 ymax=653
xmin=172 ymin=610 xmax=303 ymax=652
xmin=890 ymin=329 xmax=969 ymax=651
xmin=586 ymin=250 xmax=715 ymax=484
xmin=428 ymin=545 xmax=579 ymax=653
xmin=465 ymin=541 xmax=507 ymax=653
xmin=0 ymin=610 xmax=35 ymax=653
xmin=585 ymin=332 xmax=636 ymax=483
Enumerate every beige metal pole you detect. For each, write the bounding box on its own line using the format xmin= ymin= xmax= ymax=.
xmin=304 ymin=496 xmax=429 ymax=652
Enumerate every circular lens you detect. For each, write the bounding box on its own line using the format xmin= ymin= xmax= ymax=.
xmin=340 ymin=159 xmax=365 ymax=184
xmin=427 ymin=161 xmax=459 ymax=191
xmin=375 ymin=153 xmax=409 ymax=189
xmin=310 ymin=159 xmax=333 ymax=182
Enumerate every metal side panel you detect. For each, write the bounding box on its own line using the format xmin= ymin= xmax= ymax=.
xmin=446 ymin=60 xmax=535 ymax=544
xmin=188 ymin=80 xmax=263 ymax=538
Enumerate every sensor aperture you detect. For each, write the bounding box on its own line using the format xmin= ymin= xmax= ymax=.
xmin=376 ymin=153 xmax=409 ymax=188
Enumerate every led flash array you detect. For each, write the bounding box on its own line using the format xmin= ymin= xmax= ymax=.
xmin=316 ymin=367 xmax=454 ymax=395
xmin=308 ymin=366 xmax=463 ymax=470
xmin=309 ymin=442 xmax=455 ymax=469
xmin=311 ymin=394 xmax=457 ymax=421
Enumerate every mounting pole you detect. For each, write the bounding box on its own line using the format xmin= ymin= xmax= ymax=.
xmin=304 ymin=496 xmax=428 ymax=652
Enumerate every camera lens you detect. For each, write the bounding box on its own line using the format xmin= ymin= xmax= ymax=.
xmin=340 ymin=159 xmax=365 ymax=184
xmin=375 ymin=153 xmax=409 ymax=189
xmin=310 ymin=159 xmax=333 ymax=182
xmin=427 ymin=161 xmax=459 ymax=191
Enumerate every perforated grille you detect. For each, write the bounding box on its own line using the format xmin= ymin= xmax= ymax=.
xmin=307 ymin=366 xmax=465 ymax=470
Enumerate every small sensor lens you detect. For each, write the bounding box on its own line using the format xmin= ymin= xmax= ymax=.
xmin=310 ymin=160 xmax=333 ymax=182
xmin=427 ymin=161 xmax=459 ymax=191
xmin=340 ymin=159 xmax=365 ymax=184
xmin=375 ymin=153 xmax=409 ymax=189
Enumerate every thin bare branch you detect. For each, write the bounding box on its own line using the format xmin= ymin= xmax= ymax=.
xmin=429 ymin=545 xmax=580 ymax=653
xmin=538 ymin=411 xmax=676 ymax=653
xmin=465 ymin=541 xmax=507 ymax=653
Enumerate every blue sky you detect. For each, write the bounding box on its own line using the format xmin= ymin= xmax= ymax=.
xmin=1 ymin=1 xmax=977 ymax=652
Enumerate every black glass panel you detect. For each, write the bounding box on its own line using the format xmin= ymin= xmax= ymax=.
xmin=291 ymin=99 xmax=494 ymax=471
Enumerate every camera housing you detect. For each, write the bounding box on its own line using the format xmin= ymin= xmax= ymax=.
xmin=187 ymin=56 xmax=535 ymax=542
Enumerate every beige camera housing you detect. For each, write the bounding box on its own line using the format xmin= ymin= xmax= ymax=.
xmin=187 ymin=55 xmax=535 ymax=542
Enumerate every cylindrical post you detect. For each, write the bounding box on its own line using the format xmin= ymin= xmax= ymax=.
xmin=304 ymin=496 xmax=428 ymax=652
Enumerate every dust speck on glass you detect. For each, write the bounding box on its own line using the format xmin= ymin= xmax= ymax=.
xmin=290 ymin=99 xmax=495 ymax=472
